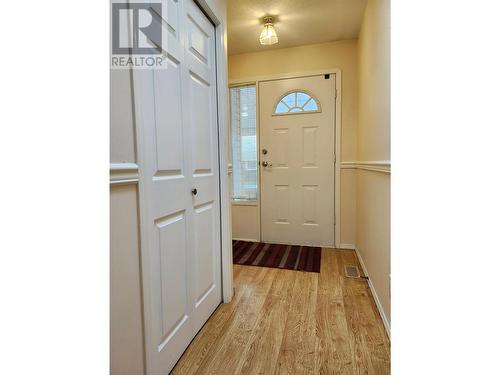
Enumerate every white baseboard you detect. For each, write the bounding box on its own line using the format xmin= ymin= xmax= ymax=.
xmin=232 ymin=238 xmax=259 ymax=242
xmin=354 ymin=247 xmax=391 ymax=338
xmin=339 ymin=243 xmax=356 ymax=250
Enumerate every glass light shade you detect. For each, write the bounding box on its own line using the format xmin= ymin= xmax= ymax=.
xmin=259 ymin=23 xmax=278 ymax=45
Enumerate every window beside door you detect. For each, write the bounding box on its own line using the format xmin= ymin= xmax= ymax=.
xmin=230 ymin=85 xmax=257 ymax=202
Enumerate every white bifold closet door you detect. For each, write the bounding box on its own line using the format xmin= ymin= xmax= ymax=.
xmin=134 ymin=0 xmax=221 ymax=374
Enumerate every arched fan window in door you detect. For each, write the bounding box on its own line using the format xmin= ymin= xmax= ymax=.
xmin=273 ymin=90 xmax=321 ymax=115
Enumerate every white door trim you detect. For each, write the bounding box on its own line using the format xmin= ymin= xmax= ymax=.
xmin=229 ymin=68 xmax=342 ymax=248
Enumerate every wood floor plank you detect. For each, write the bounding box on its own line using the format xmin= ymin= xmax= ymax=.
xmin=238 ymin=269 xmax=297 ymax=375
xmin=315 ymin=249 xmax=356 ymax=374
xmin=171 ymin=248 xmax=390 ymax=375
xmin=171 ymin=265 xmax=258 ymax=374
xmin=339 ymin=250 xmax=390 ymax=375
xmin=339 ymin=251 xmax=390 ymax=345
xmin=232 ymin=263 xmax=243 ymax=279
xmin=274 ymin=271 xmax=319 ymax=375
xmin=190 ymin=267 xmax=278 ymax=374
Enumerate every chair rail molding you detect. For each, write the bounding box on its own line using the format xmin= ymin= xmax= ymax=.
xmin=110 ymin=162 xmax=139 ymax=185
xmin=341 ymin=160 xmax=391 ymax=174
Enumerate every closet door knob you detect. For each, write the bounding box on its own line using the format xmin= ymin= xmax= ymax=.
xmin=191 ymin=188 xmax=197 ymax=196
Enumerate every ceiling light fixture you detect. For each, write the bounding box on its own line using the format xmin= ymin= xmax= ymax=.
xmin=259 ymin=16 xmax=278 ymax=45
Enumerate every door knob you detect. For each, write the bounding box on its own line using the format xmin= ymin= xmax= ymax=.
xmin=262 ymin=161 xmax=268 ymax=167
xmin=191 ymin=188 xmax=197 ymax=195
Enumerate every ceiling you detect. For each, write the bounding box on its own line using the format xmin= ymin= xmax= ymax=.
xmin=227 ymin=0 xmax=367 ymax=55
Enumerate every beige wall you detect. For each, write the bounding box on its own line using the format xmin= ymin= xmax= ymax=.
xmin=229 ymin=40 xmax=358 ymax=161
xmin=356 ymin=0 xmax=391 ymax=326
xmin=110 ymin=184 xmax=144 ymax=375
xmin=110 ymin=66 xmax=144 ymax=374
xmin=232 ymin=204 xmax=260 ymax=241
xmin=341 ymin=169 xmax=357 ymax=245
xmin=110 ymin=70 xmax=136 ymax=163
xmin=228 ymin=40 xmax=358 ymax=245
xmin=358 ymin=0 xmax=390 ymax=162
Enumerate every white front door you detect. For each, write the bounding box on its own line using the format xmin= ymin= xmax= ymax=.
xmin=259 ymin=75 xmax=336 ymax=247
xmin=134 ymin=1 xmax=221 ymax=374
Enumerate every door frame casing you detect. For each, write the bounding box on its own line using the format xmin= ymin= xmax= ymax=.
xmin=132 ymin=1 xmax=232 ymax=373
xmin=229 ymin=68 xmax=342 ymax=248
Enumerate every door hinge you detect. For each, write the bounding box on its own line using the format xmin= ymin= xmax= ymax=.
xmin=335 ymin=88 xmax=337 ymax=99
xmin=333 ymin=153 xmax=336 ymax=164
xmin=334 ymin=215 xmax=336 ymax=226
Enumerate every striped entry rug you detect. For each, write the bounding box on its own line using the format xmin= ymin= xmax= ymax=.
xmin=232 ymin=240 xmax=321 ymax=273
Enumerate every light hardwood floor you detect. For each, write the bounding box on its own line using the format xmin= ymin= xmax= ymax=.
xmin=172 ymin=248 xmax=390 ymax=374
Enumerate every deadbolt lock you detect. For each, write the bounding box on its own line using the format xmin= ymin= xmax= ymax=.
xmin=262 ymin=148 xmax=268 ymax=155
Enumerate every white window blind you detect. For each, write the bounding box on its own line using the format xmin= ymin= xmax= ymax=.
xmin=230 ymin=85 xmax=257 ymax=201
